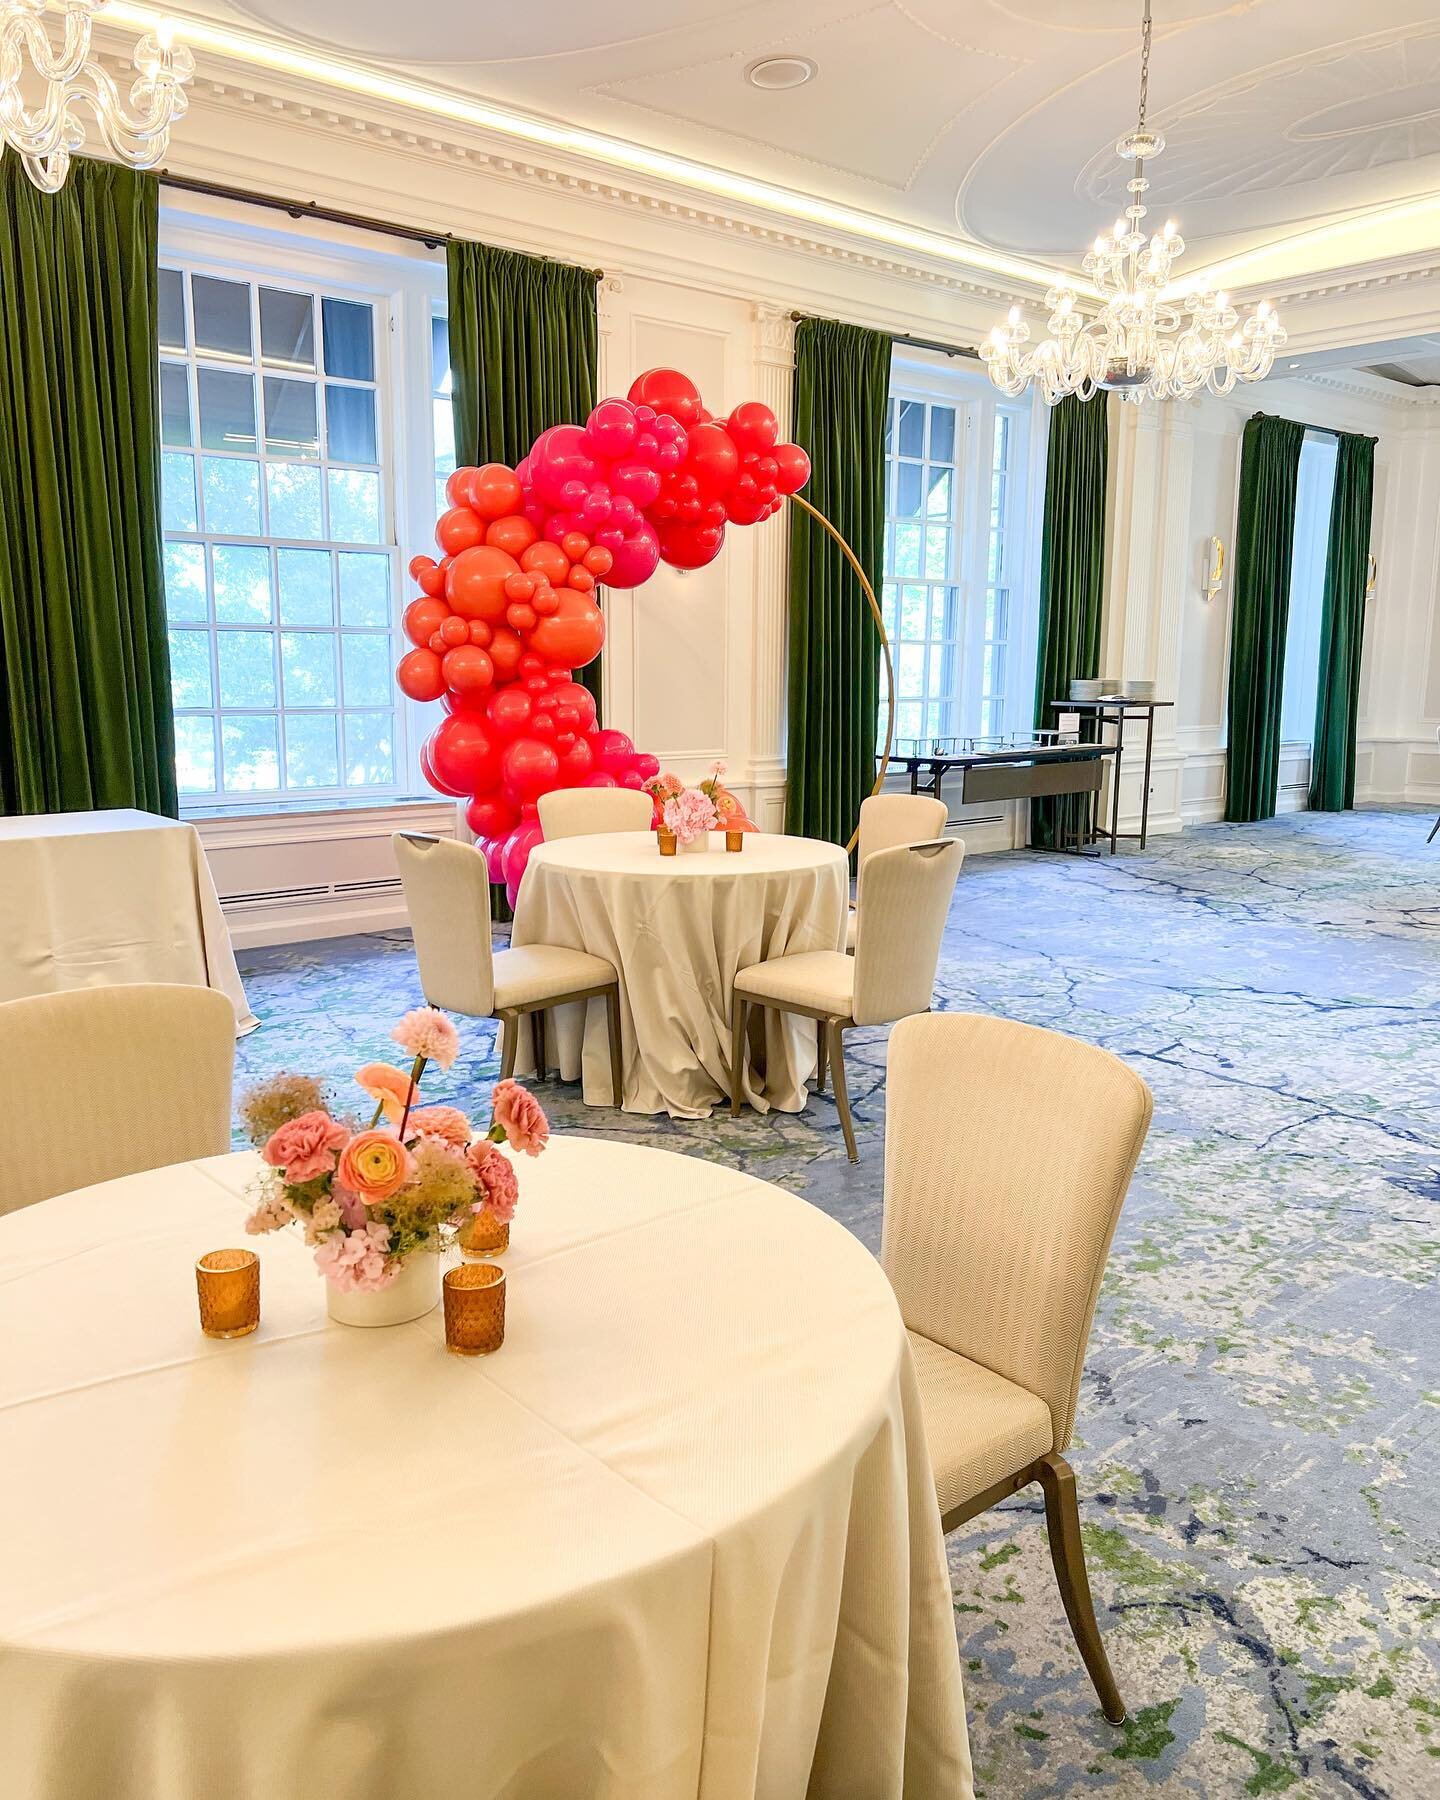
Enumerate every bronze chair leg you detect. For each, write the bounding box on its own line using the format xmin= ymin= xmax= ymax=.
xmin=605 ymin=986 xmax=623 ymax=1108
xmin=826 ymin=1019 xmax=857 ymax=1163
xmin=529 ymin=1008 xmax=546 ymax=1079
xmin=815 ymin=1020 xmax=828 ymax=1093
xmin=729 ymin=994 xmax=748 ymax=1116
xmin=1037 ymin=1452 xmax=1126 ymax=1724
xmin=1429 ymin=811 xmax=1440 ymax=844
xmin=498 ymin=1010 xmax=519 ymax=1081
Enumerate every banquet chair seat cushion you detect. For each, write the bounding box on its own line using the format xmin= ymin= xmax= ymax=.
xmin=734 ymin=949 xmax=855 ymax=1018
xmin=907 ymin=1330 xmax=1054 ymax=1517
xmin=491 ymin=944 xmax=617 ymax=1009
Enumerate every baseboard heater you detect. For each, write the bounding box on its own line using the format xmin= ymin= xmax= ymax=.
xmin=220 ymin=876 xmax=404 ymax=912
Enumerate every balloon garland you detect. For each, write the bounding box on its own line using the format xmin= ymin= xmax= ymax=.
xmin=398 ymin=367 xmax=813 ymax=901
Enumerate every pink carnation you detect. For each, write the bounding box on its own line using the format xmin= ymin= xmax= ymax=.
xmin=315 ymin=1221 xmax=394 ymax=1293
xmin=663 ymin=788 xmax=719 ymax=844
xmin=391 ymin=1007 xmax=460 ymax=1071
xmin=407 ymin=1105 xmax=470 ymax=1148
xmin=491 ymin=1079 xmax=549 ymax=1156
xmin=467 ymin=1142 xmax=519 ymax=1224
xmin=262 ymin=1110 xmax=349 ymax=1183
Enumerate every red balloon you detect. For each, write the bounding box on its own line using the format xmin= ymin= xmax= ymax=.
xmin=436 ymin=507 xmax=485 ymax=556
xmin=404 ymin=596 xmax=449 ymax=648
xmin=487 ymin=684 xmax=533 ymax=741
xmin=486 ymin=513 xmax=539 ymax=558
xmin=627 ymin=369 xmax=704 ymax=430
xmin=502 ymin=736 xmax=561 ymax=805
xmin=773 ymin=442 xmax=811 ymax=495
xmin=397 ymin=647 xmax=445 ymax=702
xmin=556 ymin=735 xmax=595 ymax=786
xmin=420 ymin=737 xmax=463 ymax=798
xmin=528 ymin=589 xmax=605 ymax=670
xmin=441 ymin=644 xmax=494 ymax=694
xmin=448 ymin=545 xmax=520 ymax=621
xmin=549 ymin=679 xmax=598 ymax=733
xmin=657 ymin=519 xmax=726 ymax=569
xmin=592 ymin=728 xmax=635 ymax=775
xmin=466 ymin=794 xmax=518 ymax=840
xmin=470 ymin=463 xmax=524 ymax=521
xmin=428 ymin=713 xmax=500 ymax=794
xmin=632 ymin=752 xmax=660 ymax=782
xmin=686 ymin=421 xmax=740 ymax=497
xmin=727 ymin=401 xmax=779 ymax=455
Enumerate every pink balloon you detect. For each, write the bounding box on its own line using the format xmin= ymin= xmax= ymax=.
xmin=530 ymin=424 xmax=600 ymax=510
xmin=605 ymin=520 xmax=660 ymax=589
xmin=632 ymin=752 xmax=660 ymax=782
xmin=611 ymin=460 xmax=662 ymax=507
xmin=593 ymin=728 xmax=635 ymax=775
xmin=482 ymin=836 xmax=508 ymax=885
xmin=502 ymin=818 xmax=544 ymax=889
xmin=584 ymin=398 xmax=638 ymax=460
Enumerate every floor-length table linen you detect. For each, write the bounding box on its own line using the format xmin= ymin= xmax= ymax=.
xmin=0 ymin=1138 xmax=972 ymax=1800
xmin=510 ymin=831 xmax=849 ymax=1117
xmin=0 ymin=808 xmax=255 ymax=1033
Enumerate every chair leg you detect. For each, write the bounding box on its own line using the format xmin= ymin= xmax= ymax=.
xmin=1429 ymin=811 xmax=1440 ymax=844
xmin=815 ymin=1020 xmax=828 ymax=1093
xmin=1037 ymin=1452 xmax=1126 ymax=1725
xmin=498 ymin=1010 xmax=518 ymax=1081
xmin=729 ymin=994 xmax=748 ymax=1117
xmin=530 ymin=1008 xmax=546 ymax=1079
xmin=605 ymin=986 xmax=624 ymax=1109
xmin=826 ymin=1020 xmax=857 ymax=1163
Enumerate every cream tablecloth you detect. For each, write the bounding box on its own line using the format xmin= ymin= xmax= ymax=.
xmin=511 ymin=832 xmax=848 ymax=1117
xmin=0 ymin=808 xmax=255 ymax=1034
xmin=0 ymin=1140 xmax=972 ymax=1800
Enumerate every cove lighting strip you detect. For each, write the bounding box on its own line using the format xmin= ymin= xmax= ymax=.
xmin=1171 ymin=194 xmax=1440 ymax=299
xmin=105 ymin=3 xmax=1097 ymax=298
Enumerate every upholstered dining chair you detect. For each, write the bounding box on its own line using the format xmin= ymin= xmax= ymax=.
xmin=882 ymin=1011 xmax=1153 ymax=1723
xmin=393 ymin=832 xmax=623 ymax=1102
xmin=1429 ymin=726 xmax=1440 ymax=844
xmin=847 ymin=792 xmax=949 ymax=950
xmin=729 ymin=838 xmax=963 ymax=1161
xmin=538 ymin=786 xmax=655 ymax=840
xmin=4 ymin=983 xmax=236 ymax=1215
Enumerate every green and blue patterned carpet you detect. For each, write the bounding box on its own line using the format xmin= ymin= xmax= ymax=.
xmin=235 ymin=807 xmax=1440 ymax=1796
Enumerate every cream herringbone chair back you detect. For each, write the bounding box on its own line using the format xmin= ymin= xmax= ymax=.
xmin=851 ymin=839 xmax=964 ymax=1027
xmin=883 ymin=1011 xmax=1152 ymax=1449
xmin=4 ymin=984 xmax=235 ymax=1214
xmin=857 ymin=794 xmax=948 ymax=866
xmin=538 ymin=788 xmax=653 ymax=839
xmin=393 ymin=833 xmax=496 ymax=1017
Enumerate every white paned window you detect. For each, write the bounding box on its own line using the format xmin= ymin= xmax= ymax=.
xmin=432 ymin=311 xmax=456 ymax=520
xmin=881 ymin=363 xmax=1036 ymax=750
xmin=1280 ymin=430 xmax=1338 ymax=750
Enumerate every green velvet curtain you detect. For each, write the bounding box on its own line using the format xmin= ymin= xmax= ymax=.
xmin=1030 ymin=392 xmax=1110 ymax=849
xmin=1225 ymin=414 xmax=1305 ymax=823
xmin=785 ymin=317 xmax=891 ymax=847
xmin=0 ymin=157 xmax=175 ymax=817
xmin=446 ymin=241 xmax=599 ymax=708
xmin=1309 ymin=431 xmax=1375 ymax=812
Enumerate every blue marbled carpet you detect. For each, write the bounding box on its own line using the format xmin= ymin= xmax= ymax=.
xmin=235 ymin=807 xmax=1440 ymax=1797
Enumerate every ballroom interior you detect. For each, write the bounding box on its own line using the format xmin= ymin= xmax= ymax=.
xmin=2 ymin=3 xmax=1438 ymax=1797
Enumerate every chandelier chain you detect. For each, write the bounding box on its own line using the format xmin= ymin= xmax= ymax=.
xmin=1137 ymin=0 xmax=1152 ymax=133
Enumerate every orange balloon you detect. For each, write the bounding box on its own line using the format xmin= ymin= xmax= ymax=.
xmin=583 ymin=545 xmax=614 ymax=577
xmin=521 ymin=540 xmax=570 ymax=586
xmin=403 ymin=596 xmax=449 ymax=648
xmin=560 ymin=531 xmax=591 ymax=563
xmin=470 ymin=463 xmax=524 ymax=521
xmin=529 ymin=589 xmax=605 ymax=670
xmin=488 ymin=626 xmax=524 ymax=680
xmin=446 ymin=467 xmax=479 ymax=508
xmin=486 ymin=513 xmax=539 ymax=558
xmin=436 ymin=507 xmax=485 ymax=556
xmin=447 ymin=544 xmax=521 ymax=622
xmin=567 ymin=566 xmax=596 ymax=593
xmin=441 ymin=644 xmax=495 ymax=693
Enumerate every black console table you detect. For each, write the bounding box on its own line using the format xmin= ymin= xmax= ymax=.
xmin=1049 ymin=699 xmax=1173 ymax=850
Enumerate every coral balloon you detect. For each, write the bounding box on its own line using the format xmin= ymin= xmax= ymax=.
xmin=436 ymin=507 xmax=485 ymax=556
xmin=486 ymin=514 xmax=539 ymax=558
xmin=470 ymin=463 xmax=524 ymax=521
xmin=521 ymin=540 xmax=570 ymax=586
xmin=448 ymin=545 xmax=520 ymax=621
xmin=528 ymin=589 xmax=605 ymax=669
xmin=583 ymin=545 xmax=614 ymax=577
xmin=428 ymin=713 xmax=500 ymax=795
xmin=404 ymin=596 xmax=449 ymax=647
xmin=412 ymin=556 xmax=447 ymax=598
xmin=397 ymin=647 xmax=445 ymax=701
xmin=627 ymin=368 xmax=703 ymax=429
xmin=488 ymin=627 xmax=524 ymax=681
xmin=441 ymin=644 xmax=494 ymax=694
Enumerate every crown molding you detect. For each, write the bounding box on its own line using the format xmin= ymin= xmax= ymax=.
xmin=1298 ymin=369 xmax=1440 ymax=409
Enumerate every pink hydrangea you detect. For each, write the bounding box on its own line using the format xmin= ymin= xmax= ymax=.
xmin=391 ymin=1007 xmax=460 ymax=1071
xmin=245 ymin=1190 xmax=292 ymax=1234
xmin=467 ymin=1142 xmax=519 ymax=1224
xmin=491 ymin=1080 xmax=549 ymax=1156
xmin=407 ymin=1105 xmax=470 ymax=1148
xmin=663 ymin=788 xmax=719 ymax=844
xmin=314 ymin=1221 xmax=395 ymax=1293
xmin=261 ymin=1110 xmax=349 ymax=1182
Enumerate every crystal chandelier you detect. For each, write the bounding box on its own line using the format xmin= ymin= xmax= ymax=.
xmin=981 ymin=0 xmax=1284 ymax=405
xmin=1 ymin=1 xmax=194 ymax=193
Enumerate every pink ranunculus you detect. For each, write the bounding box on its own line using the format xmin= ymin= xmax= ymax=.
xmin=337 ymin=1130 xmax=415 ymax=1202
xmin=491 ymin=1079 xmax=549 ymax=1156
xmin=467 ymin=1142 xmax=519 ymax=1224
xmin=314 ymin=1221 xmax=395 ymax=1293
xmin=355 ymin=1062 xmax=414 ymax=1125
xmin=391 ymin=1007 xmax=461 ymax=1071
xmin=406 ymin=1105 xmax=470 ymax=1148
xmin=262 ymin=1110 xmax=350 ymax=1182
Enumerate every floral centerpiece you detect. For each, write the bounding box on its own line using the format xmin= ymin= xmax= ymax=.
xmin=237 ymin=1007 xmax=548 ymax=1326
xmin=647 ymin=762 xmax=755 ymax=848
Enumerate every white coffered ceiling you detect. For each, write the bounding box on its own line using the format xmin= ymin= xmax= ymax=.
xmin=139 ymin=0 xmax=1440 ymax=288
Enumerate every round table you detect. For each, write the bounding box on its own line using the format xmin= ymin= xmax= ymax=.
xmin=511 ymin=831 xmax=849 ymax=1118
xmin=0 ymin=1140 xmax=972 ymax=1800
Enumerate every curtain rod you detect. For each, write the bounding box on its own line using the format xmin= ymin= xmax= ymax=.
xmin=158 ymin=172 xmax=604 ymax=278
xmin=788 ymin=311 xmax=979 ymax=363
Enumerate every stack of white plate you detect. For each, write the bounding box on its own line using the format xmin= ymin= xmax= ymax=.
xmin=1070 ymin=678 xmax=1104 ymax=701
xmin=1119 ymin=678 xmax=1155 ymax=700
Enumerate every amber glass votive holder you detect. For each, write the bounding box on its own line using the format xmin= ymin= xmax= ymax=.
xmin=444 ymin=1263 xmax=506 ymax=1355
xmin=458 ymin=1206 xmax=510 ymax=1258
xmin=725 ymin=829 xmax=744 ymax=853
xmin=196 ymin=1249 xmax=260 ymax=1339
xmin=657 ymin=828 xmax=677 ymax=857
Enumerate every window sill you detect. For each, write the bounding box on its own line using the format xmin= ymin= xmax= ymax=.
xmin=186 ymin=794 xmax=459 ymax=850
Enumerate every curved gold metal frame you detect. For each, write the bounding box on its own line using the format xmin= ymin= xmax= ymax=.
xmin=789 ymin=493 xmax=896 ymax=854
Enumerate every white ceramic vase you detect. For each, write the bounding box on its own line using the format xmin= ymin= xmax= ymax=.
xmin=679 ymin=832 xmax=710 ymax=855
xmin=326 ymin=1252 xmax=441 ymax=1327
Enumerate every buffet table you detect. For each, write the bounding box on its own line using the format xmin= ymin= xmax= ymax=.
xmin=0 ymin=808 xmax=255 ymax=1033
xmin=511 ymin=831 xmax=849 ymax=1117
xmin=0 ymin=1138 xmax=973 ymax=1800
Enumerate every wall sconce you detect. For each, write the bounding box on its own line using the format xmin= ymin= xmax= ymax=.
xmin=1366 ymin=552 xmax=1378 ymax=599
xmin=1202 ymin=536 xmax=1225 ymax=603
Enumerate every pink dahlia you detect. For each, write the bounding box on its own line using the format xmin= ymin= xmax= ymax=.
xmin=406 ymin=1105 xmax=471 ymax=1148
xmin=391 ymin=1007 xmax=460 ymax=1071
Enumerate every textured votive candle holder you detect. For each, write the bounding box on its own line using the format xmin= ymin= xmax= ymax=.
xmin=459 ymin=1207 xmax=510 ymax=1258
xmin=196 ymin=1249 xmax=260 ymax=1339
xmin=444 ymin=1263 xmax=506 ymax=1355
xmin=725 ymin=829 xmax=744 ymax=853
xmin=657 ymin=828 xmax=677 ymax=857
